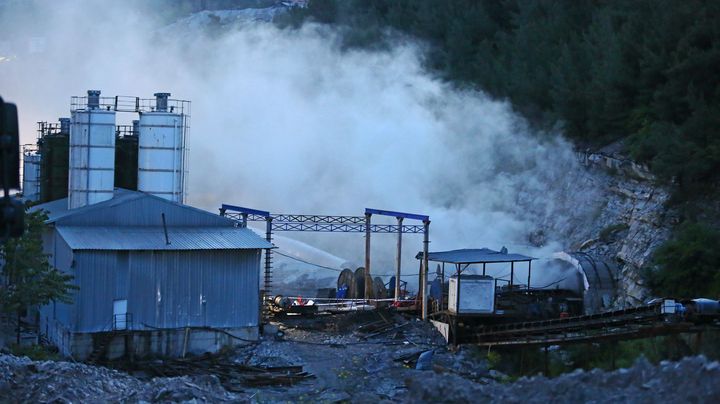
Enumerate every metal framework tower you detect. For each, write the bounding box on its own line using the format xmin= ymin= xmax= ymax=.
xmin=219 ymin=205 xmax=431 ymax=320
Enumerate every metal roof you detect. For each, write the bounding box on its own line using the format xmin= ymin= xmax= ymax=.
xmin=31 ymin=188 xmax=142 ymax=223
xmin=56 ymin=225 xmax=273 ymax=250
xmin=31 ymin=188 xmax=236 ymax=227
xmin=416 ymin=248 xmax=535 ymax=264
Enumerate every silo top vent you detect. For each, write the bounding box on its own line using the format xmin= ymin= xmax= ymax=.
xmin=87 ymin=90 xmax=101 ymax=109
xmin=59 ymin=117 xmax=71 ymax=134
xmin=154 ymin=92 xmax=171 ymax=112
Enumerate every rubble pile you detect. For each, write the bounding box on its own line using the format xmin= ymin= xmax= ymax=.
xmin=406 ymin=355 xmax=720 ymax=403
xmin=0 ymin=354 xmax=243 ymax=402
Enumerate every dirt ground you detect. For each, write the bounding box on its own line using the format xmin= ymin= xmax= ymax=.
xmin=235 ymin=312 xmax=458 ymax=401
xmin=2 ymin=311 xmax=720 ymax=403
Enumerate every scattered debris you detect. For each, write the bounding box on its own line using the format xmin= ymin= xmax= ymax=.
xmin=125 ymin=351 xmax=314 ymax=391
xmin=415 ymin=350 xmax=434 ymax=370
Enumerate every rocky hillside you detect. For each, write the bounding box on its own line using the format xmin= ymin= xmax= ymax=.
xmin=558 ymin=145 xmax=676 ymax=307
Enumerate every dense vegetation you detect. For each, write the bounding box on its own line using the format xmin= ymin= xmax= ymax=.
xmin=278 ymin=0 xmax=720 ymax=298
xmin=647 ymin=222 xmax=720 ymax=298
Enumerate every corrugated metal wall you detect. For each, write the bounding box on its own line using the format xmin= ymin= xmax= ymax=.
xmin=71 ymin=249 xmax=260 ymax=333
xmin=40 ymin=230 xmax=77 ymax=347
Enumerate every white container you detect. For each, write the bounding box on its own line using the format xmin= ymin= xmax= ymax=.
xmin=137 ymin=111 xmax=185 ymax=203
xmin=68 ymin=109 xmax=116 ymax=209
xmin=22 ymin=152 xmax=41 ymax=202
xmin=448 ymin=275 xmax=495 ymax=314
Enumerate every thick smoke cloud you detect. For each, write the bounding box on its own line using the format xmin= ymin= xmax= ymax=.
xmin=0 ymin=1 xmax=598 ymax=288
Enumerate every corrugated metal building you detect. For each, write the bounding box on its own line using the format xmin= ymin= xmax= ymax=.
xmin=32 ymin=189 xmax=272 ymax=360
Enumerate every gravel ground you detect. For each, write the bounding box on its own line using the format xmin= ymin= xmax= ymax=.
xmin=0 ymin=354 xmax=246 ymax=402
xmin=1 ymin=315 xmax=719 ymax=403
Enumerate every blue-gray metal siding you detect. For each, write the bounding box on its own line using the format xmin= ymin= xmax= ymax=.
xmin=39 ymin=230 xmax=77 ymax=340
xmin=71 ymin=249 xmax=260 ymax=333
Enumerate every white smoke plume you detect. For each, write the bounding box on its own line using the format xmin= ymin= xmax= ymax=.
xmin=0 ymin=1 xmax=600 ymax=289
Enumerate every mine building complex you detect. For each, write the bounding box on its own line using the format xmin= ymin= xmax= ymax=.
xmin=23 ymin=91 xmax=272 ymax=360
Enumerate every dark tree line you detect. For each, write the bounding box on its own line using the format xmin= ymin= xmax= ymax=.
xmin=278 ymin=0 xmax=720 ymax=298
xmin=280 ymin=0 xmax=720 ymax=198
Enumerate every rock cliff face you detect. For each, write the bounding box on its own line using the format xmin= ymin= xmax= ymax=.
xmin=561 ymin=149 xmax=677 ymax=306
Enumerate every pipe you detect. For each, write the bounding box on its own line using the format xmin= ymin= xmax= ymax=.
xmin=85 ymin=110 xmax=91 ymax=206
xmin=510 ymin=262 xmax=514 ymax=290
xmin=161 ymin=213 xmax=170 ymax=245
xmin=179 ymin=113 xmax=188 ymax=203
xmin=171 ymin=118 xmax=178 ymax=202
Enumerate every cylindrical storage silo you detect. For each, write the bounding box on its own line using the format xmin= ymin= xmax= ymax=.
xmin=114 ymin=133 xmax=138 ymax=191
xmin=68 ymin=90 xmax=116 ymax=209
xmin=137 ymin=93 xmax=185 ymax=203
xmin=39 ymin=118 xmax=70 ymax=203
xmin=22 ymin=150 xmax=41 ymax=202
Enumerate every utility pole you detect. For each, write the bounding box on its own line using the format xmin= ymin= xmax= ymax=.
xmin=364 ymin=212 xmax=372 ymax=299
xmin=395 ymin=217 xmax=403 ymax=301
xmin=421 ymin=219 xmax=430 ymax=321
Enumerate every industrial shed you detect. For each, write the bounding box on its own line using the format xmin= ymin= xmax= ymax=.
xmin=32 ymin=189 xmax=273 ymax=360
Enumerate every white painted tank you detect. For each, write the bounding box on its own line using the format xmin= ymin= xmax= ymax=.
xmin=22 ymin=150 xmax=41 ymax=202
xmin=137 ymin=93 xmax=186 ymax=203
xmin=68 ymin=90 xmax=117 ymax=209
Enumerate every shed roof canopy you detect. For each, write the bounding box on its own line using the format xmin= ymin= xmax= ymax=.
xmin=416 ymin=248 xmax=535 ymax=264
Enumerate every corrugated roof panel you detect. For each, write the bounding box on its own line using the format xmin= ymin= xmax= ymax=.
xmin=56 ymin=225 xmax=273 ymax=250
xmin=31 ymin=188 xmax=236 ymax=227
xmin=416 ymin=248 xmax=535 ymax=264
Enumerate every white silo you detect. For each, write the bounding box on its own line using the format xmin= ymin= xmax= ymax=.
xmin=68 ymin=90 xmax=117 ymax=209
xmin=22 ymin=146 xmax=41 ymax=202
xmin=137 ymin=92 xmax=187 ymax=203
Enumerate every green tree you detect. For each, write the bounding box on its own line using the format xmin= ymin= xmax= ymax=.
xmin=0 ymin=207 xmax=77 ymax=344
xmin=648 ymin=222 xmax=720 ymax=298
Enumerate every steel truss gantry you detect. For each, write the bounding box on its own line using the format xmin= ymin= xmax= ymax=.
xmin=219 ymin=204 xmax=432 ymax=320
